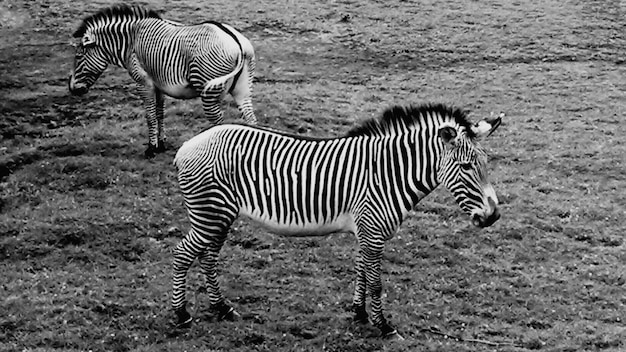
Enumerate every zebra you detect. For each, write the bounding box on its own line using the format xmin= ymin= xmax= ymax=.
xmin=68 ymin=4 xmax=257 ymax=157
xmin=171 ymin=103 xmax=502 ymax=339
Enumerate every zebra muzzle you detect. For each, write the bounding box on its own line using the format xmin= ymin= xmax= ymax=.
xmin=68 ymin=75 xmax=88 ymax=96
xmin=472 ymin=206 xmax=500 ymax=228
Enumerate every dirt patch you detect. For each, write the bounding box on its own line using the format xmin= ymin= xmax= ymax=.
xmin=0 ymin=4 xmax=30 ymax=30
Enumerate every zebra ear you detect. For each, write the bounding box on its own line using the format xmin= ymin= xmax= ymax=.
xmin=438 ymin=125 xmax=458 ymax=146
xmin=82 ymin=33 xmax=96 ymax=47
xmin=472 ymin=112 xmax=504 ymax=138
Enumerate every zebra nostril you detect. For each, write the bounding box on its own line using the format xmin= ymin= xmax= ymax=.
xmin=472 ymin=209 xmax=500 ymax=228
xmin=472 ymin=214 xmax=483 ymax=227
xmin=480 ymin=208 xmax=500 ymax=228
xmin=492 ymin=208 xmax=500 ymax=221
xmin=69 ymin=85 xmax=88 ymax=96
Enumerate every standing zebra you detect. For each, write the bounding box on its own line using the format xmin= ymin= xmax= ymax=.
xmin=172 ymin=104 xmax=502 ymax=339
xmin=69 ymin=5 xmax=257 ymax=157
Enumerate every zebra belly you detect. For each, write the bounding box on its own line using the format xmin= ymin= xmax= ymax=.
xmin=238 ymin=208 xmax=357 ymax=237
xmin=159 ymin=83 xmax=198 ymax=99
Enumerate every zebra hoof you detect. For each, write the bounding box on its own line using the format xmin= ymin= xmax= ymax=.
xmin=144 ymin=145 xmax=158 ymax=159
xmin=383 ymin=330 xmax=405 ymax=341
xmin=352 ymin=304 xmax=369 ymax=325
xmin=175 ymin=316 xmax=193 ymax=329
xmin=144 ymin=142 xmax=166 ymax=158
xmin=219 ymin=307 xmax=241 ymax=322
xmin=379 ymin=322 xmax=403 ymax=340
xmin=212 ymin=302 xmax=240 ymax=322
xmin=156 ymin=141 xmax=167 ymax=153
xmin=174 ymin=309 xmax=193 ymax=329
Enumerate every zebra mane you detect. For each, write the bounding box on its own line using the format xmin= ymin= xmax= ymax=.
xmin=345 ymin=103 xmax=476 ymax=139
xmin=73 ymin=4 xmax=161 ymax=38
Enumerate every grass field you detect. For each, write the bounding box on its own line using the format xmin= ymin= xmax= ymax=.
xmin=1 ymin=0 xmax=625 ymax=351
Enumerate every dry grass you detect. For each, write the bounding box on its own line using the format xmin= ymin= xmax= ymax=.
xmin=1 ymin=0 xmax=625 ymax=351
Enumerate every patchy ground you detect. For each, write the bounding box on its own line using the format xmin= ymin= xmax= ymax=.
xmin=1 ymin=0 xmax=625 ymax=351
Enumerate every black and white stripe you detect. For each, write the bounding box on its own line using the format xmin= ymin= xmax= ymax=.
xmin=171 ymin=103 xmax=502 ymax=337
xmin=68 ymin=4 xmax=257 ymax=157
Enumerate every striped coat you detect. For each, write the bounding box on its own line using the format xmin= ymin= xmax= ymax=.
xmin=171 ymin=104 xmax=502 ymax=338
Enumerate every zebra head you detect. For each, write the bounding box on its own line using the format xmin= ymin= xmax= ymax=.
xmin=68 ymin=31 xmax=108 ymax=96
xmin=68 ymin=5 xmax=158 ymax=96
xmin=437 ymin=113 xmax=503 ymax=228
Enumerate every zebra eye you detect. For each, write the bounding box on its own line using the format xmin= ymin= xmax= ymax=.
xmin=82 ymin=34 xmax=96 ymax=47
xmin=460 ymin=162 xmax=473 ymax=171
xmin=75 ymin=45 xmax=86 ymax=55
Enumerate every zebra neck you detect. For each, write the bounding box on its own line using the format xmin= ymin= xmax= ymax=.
xmin=94 ymin=24 xmax=136 ymax=68
xmin=368 ymin=134 xmax=440 ymax=212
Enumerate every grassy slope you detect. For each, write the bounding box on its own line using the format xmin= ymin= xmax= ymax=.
xmin=1 ymin=0 xmax=625 ymax=351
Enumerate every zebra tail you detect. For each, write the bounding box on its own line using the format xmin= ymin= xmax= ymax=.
xmin=201 ymin=53 xmax=244 ymax=96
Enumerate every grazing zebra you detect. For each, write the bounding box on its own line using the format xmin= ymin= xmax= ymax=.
xmin=172 ymin=104 xmax=502 ymax=339
xmin=68 ymin=4 xmax=257 ymax=157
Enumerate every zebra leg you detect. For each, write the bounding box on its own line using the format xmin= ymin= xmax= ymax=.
xmin=155 ymin=90 xmax=166 ymax=153
xmin=172 ymin=232 xmax=203 ymax=328
xmin=363 ymin=246 xmax=403 ymax=339
xmin=198 ymin=246 xmax=240 ymax=322
xmin=351 ymin=250 xmax=369 ymax=324
xmin=201 ymin=89 xmax=225 ymax=126
xmin=129 ymin=57 xmax=166 ymax=158
xmin=229 ymin=61 xmax=257 ymax=125
xmin=173 ymin=181 xmax=238 ymax=327
xmin=143 ymin=89 xmax=166 ymax=158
